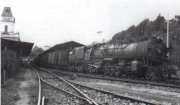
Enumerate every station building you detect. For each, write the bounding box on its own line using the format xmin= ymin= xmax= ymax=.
xmin=1 ymin=7 xmax=34 ymax=85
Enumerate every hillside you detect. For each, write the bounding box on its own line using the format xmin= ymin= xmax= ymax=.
xmin=112 ymin=15 xmax=180 ymax=67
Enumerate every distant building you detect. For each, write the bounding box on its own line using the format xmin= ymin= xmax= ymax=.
xmin=0 ymin=7 xmax=20 ymax=41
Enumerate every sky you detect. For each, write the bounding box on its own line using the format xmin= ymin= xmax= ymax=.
xmin=0 ymin=0 xmax=180 ymax=47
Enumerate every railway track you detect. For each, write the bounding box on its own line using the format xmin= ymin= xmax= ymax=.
xmin=33 ymin=65 xmax=159 ymax=105
xmin=31 ymin=65 xmax=98 ymax=105
xmin=50 ymin=68 xmax=180 ymax=89
xmin=69 ymin=81 xmax=158 ymax=105
xmin=29 ymin=65 xmax=41 ymax=105
xmin=68 ymin=79 xmax=180 ymax=105
xmin=37 ymin=67 xmax=180 ymax=104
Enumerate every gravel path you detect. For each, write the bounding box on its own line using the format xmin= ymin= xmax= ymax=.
xmin=2 ymin=68 xmax=39 ymax=105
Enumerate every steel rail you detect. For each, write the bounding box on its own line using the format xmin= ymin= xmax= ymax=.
xmin=41 ymin=65 xmax=157 ymax=105
xmin=48 ymin=71 xmax=98 ymax=105
xmin=34 ymin=65 xmax=98 ymax=105
xmin=40 ymin=78 xmax=93 ymax=102
xmin=31 ymin=65 xmax=94 ymax=105
xmin=69 ymin=80 xmax=158 ymax=105
xmin=33 ymin=65 xmax=98 ymax=105
xmin=53 ymin=68 xmax=180 ymax=89
xmin=29 ymin=65 xmax=42 ymax=105
xmin=37 ymin=72 xmax=42 ymax=105
xmin=36 ymin=65 xmax=179 ymax=105
xmin=41 ymin=96 xmax=45 ymax=105
xmin=39 ymin=67 xmax=180 ymax=105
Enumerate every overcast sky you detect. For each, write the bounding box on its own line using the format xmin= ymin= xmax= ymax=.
xmin=1 ymin=0 xmax=180 ymax=47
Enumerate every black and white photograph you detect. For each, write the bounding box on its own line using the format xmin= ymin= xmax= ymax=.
xmin=1 ymin=0 xmax=180 ymax=105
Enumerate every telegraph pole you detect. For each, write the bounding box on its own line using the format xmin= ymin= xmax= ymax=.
xmin=166 ymin=18 xmax=170 ymax=58
xmin=166 ymin=16 xmax=171 ymax=79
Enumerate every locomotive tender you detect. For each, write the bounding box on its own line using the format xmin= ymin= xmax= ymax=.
xmin=35 ymin=38 xmax=170 ymax=80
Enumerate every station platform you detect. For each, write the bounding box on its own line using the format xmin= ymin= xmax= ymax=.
xmin=1 ymin=68 xmax=39 ymax=105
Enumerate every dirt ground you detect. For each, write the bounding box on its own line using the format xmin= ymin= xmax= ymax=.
xmin=1 ymin=68 xmax=39 ymax=105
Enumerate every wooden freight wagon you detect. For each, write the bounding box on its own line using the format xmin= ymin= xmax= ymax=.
xmin=34 ymin=41 xmax=84 ymax=70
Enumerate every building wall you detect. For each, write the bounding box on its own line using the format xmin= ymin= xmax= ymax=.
xmin=0 ymin=21 xmax=15 ymax=33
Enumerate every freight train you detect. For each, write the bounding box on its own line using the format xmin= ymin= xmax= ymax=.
xmin=34 ymin=37 xmax=174 ymax=80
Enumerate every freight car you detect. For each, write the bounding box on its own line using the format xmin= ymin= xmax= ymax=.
xmin=34 ymin=38 xmax=172 ymax=80
xmin=34 ymin=41 xmax=84 ymax=68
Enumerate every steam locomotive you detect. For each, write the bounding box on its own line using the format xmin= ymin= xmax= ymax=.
xmin=68 ymin=37 xmax=169 ymax=80
xmin=35 ymin=37 xmax=172 ymax=80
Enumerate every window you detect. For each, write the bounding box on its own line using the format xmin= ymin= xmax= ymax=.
xmin=4 ymin=25 xmax=8 ymax=33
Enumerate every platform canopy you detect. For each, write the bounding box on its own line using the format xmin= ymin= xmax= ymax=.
xmin=1 ymin=38 xmax=34 ymax=57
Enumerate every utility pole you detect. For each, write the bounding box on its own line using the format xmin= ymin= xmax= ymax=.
xmin=166 ymin=18 xmax=170 ymax=58
xmin=166 ymin=16 xmax=171 ymax=79
xmin=167 ymin=19 xmax=169 ymax=49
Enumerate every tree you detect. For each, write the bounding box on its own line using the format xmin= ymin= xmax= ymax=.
xmin=30 ymin=46 xmax=44 ymax=58
xmin=152 ymin=14 xmax=166 ymax=32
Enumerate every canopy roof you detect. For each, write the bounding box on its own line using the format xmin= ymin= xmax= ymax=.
xmin=1 ymin=38 xmax=34 ymax=57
